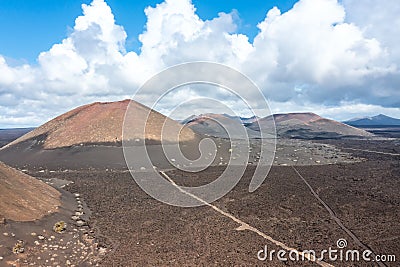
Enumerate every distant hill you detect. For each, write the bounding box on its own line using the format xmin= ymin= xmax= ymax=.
xmin=0 ymin=100 xmax=198 ymax=170
xmin=181 ymin=114 xmax=259 ymax=126
xmin=182 ymin=112 xmax=372 ymax=139
xmin=344 ymin=114 xmax=400 ymax=126
xmin=3 ymin=99 xmax=196 ymax=150
xmin=216 ymin=114 xmax=259 ymax=125
xmin=248 ymin=112 xmax=373 ymax=139
xmin=181 ymin=113 xmax=261 ymax=139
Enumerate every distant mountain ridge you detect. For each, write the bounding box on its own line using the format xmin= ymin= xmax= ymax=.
xmin=181 ymin=113 xmax=259 ymax=125
xmin=181 ymin=113 xmax=261 ymax=139
xmin=344 ymin=114 xmax=400 ymax=126
xmin=248 ymin=112 xmax=372 ymax=139
xmin=182 ymin=112 xmax=373 ymax=139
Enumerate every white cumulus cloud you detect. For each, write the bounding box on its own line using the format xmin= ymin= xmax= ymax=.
xmin=0 ymin=0 xmax=399 ymax=127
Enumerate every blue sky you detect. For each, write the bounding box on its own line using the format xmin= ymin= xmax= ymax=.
xmin=0 ymin=0 xmax=399 ymax=128
xmin=0 ymin=0 xmax=297 ymax=63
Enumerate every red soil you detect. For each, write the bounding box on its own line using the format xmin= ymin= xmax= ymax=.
xmin=0 ymin=162 xmax=60 ymax=222
xmin=5 ymin=99 xmax=197 ymax=149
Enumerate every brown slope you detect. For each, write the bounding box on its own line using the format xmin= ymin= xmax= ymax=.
xmin=273 ymin=112 xmax=322 ymax=123
xmin=249 ymin=112 xmax=373 ymax=138
xmin=0 ymin=161 xmax=60 ymax=222
xmin=5 ymin=99 xmax=197 ymax=149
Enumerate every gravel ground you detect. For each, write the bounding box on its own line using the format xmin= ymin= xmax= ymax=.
xmin=0 ymin=139 xmax=398 ymax=266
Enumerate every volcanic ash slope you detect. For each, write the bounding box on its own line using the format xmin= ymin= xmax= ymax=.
xmin=4 ymin=99 xmax=197 ymax=150
xmin=0 ymin=161 xmax=60 ymax=222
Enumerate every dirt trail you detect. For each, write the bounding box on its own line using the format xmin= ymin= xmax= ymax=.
xmin=291 ymin=166 xmax=387 ymax=267
xmin=160 ymin=170 xmax=334 ymax=267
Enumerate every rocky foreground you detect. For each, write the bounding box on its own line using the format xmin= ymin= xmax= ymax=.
xmin=0 ymin=164 xmax=105 ymax=266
